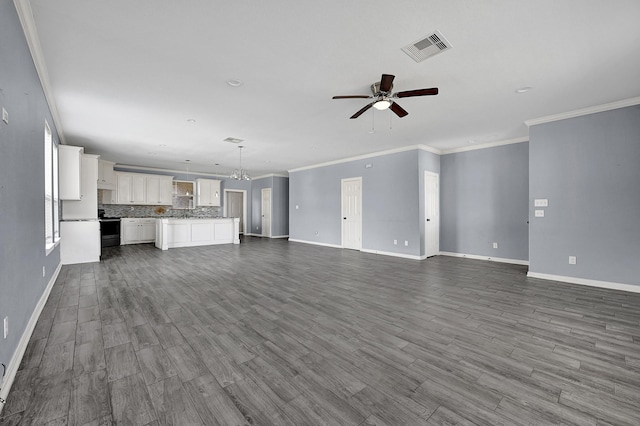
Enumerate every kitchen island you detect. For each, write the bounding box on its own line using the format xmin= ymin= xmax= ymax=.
xmin=155 ymin=217 xmax=240 ymax=250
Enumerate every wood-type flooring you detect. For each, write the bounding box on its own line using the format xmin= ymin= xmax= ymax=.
xmin=1 ymin=237 xmax=640 ymax=425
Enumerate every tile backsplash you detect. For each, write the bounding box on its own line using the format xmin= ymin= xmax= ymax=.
xmin=99 ymin=203 xmax=221 ymax=218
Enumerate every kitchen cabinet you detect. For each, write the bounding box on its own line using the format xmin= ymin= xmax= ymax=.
xmin=98 ymin=159 xmax=116 ymax=190
xmin=155 ymin=218 xmax=239 ymax=250
xmin=62 ymin=154 xmax=99 ymax=220
xmin=121 ymin=218 xmax=156 ymax=244
xmin=196 ymin=178 xmax=221 ymax=207
xmin=114 ymin=172 xmax=174 ymax=205
xmin=116 ymin=173 xmax=146 ymax=204
xmin=58 ymin=145 xmax=83 ymax=200
xmin=146 ymin=175 xmax=173 ymax=205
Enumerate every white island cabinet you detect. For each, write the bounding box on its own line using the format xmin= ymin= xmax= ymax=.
xmin=155 ymin=218 xmax=240 ymax=250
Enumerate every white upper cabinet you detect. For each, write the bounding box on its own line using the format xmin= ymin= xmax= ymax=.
xmin=146 ymin=175 xmax=173 ymax=205
xmin=58 ymin=145 xmax=83 ymax=200
xmin=196 ymin=178 xmax=221 ymax=207
xmin=97 ymin=159 xmax=116 ymax=190
xmin=114 ymin=172 xmax=174 ymax=205
xmin=117 ymin=173 xmax=146 ymax=204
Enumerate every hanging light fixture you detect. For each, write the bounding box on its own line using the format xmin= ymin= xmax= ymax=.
xmin=230 ymin=145 xmax=251 ymax=180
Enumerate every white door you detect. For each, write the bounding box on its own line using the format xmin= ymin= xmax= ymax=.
xmin=425 ymin=171 xmax=440 ymax=257
xmin=341 ymin=177 xmax=362 ymax=250
xmin=261 ymin=188 xmax=272 ymax=238
xmin=227 ymin=191 xmax=244 ymax=233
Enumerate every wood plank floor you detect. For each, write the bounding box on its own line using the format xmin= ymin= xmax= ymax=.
xmin=2 ymin=237 xmax=640 ymax=425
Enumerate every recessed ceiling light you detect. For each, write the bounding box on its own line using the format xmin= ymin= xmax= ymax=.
xmin=226 ymin=79 xmax=243 ymax=87
xmin=515 ymin=86 xmax=532 ymax=93
xmin=187 ymin=118 xmax=196 ymax=123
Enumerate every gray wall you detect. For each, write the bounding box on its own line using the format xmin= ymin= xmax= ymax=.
xmin=0 ymin=0 xmax=62 ymax=372
xmin=440 ymin=142 xmax=530 ymax=261
xmin=249 ymin=176 xmax=289 ymax=237
xmin=529 ymin=106 xmax=640 ymax=286
xmin=289 ymin=149 xmax=430 ymax=256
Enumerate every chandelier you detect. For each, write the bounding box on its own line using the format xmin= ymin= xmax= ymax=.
xmin=230 ymin=146 xmax=251 ymax=180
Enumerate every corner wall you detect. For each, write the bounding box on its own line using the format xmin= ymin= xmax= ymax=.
xmin=529 ymin=105 xmax=640 ymax=287
xmin=440 ymin=142 xmax=529 ymax=262
xmin=0 ymin=0 xmax=61 ymax=386
xmin=289 ymin=149 xmax=426 ymax=257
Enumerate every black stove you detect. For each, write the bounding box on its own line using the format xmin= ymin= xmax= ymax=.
xmin=98 ymin=210 xmax=121 ymax=247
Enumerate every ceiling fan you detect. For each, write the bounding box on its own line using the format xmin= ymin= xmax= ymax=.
xmin=332 ymin=74 xmax=438 ymax=119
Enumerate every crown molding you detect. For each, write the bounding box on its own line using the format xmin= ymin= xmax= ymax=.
xmin=251 ymin=173 xmax=289 ymax=180
xmin=13 ymin=0 xmax=66 ymax=144
xmin=288 ymin=144 xmax=441 ymax=173
xmin=441 ymin=136 xmax=529 ymax=155
xmin=115 ymin=164 xmax=228 ymax=178
xmin=525 ymin=96 xmax=640 ymax=127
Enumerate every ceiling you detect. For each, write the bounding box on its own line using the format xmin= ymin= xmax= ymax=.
xmin=25 ymin=0 xmax=640 ymax=176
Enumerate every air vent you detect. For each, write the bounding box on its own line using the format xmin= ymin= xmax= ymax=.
xmin=224 ymin=137 xmax=244 ymax=144
xmin=402 ymin=30 xmax=452 ymax=63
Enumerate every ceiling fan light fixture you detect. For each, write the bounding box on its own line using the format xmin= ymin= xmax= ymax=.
xmin=373 ymin=99 xmax=391 ymax=110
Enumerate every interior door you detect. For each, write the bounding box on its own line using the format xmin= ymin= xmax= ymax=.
xmin=261 ymin=188 xmax=272 ymax=237
xmin=228 ymin=191 xmax=244 ymax=233
xmin=425 ymin=171 xmax=440 ymax=257
xmin=341 ymin=177 xmax=362 ymax=250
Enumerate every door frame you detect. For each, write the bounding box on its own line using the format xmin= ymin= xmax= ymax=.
xmin=261 ymin=187 xmax=272 ymax=238
xmin=424 ymin=170 xmax=440 ymax=257
xmin=223 ymin=189 xmax=247 ymax=234
xmin=341 ymin=176 xmax=362 ymax=250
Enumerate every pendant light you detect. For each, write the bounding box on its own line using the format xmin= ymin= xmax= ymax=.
xmin=230 ymin=146 xmax=251 ymax=180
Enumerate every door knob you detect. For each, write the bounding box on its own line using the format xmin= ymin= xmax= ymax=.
xmin=427 ymin=218 xmax=431 ymax=221
xmin=343 ymin=217 xmax=347 ymax=220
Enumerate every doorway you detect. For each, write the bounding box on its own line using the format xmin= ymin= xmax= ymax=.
xmin=341 ymin=177 xmax=362 ymax=250
xmin=424 ymin=171 xmax=440 ymax=257
xmin=224 ymin=190 xmax=246 ymax=234
xmin=261 ymin=188 xmax=272 ymax=238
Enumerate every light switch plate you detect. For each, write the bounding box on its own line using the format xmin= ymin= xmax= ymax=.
xmin=535 ymin=210 xmax=545 ymax=217
xmin=534 ymin=198 xmax=549 ymax=207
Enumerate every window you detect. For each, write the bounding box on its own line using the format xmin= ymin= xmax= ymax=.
xmin=44 ymin=121 xmax=59 ymax=251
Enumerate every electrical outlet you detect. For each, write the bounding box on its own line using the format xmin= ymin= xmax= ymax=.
xmin=404 ymin=240 xmax=408 ymax=246
xmin=569 ymin=256 xmax=577 ymax=265
xmin=393 ymin=239 xmax=397 ymax=245
xmin=535 ymin=210 xmax=545 ymax=217
xmin=493 ymin=242 xmax=498 ymax=249
xmin=3 ymin=317 xmax=8 ymax=339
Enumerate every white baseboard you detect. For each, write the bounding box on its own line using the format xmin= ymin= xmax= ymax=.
xmin=440 ymin=251 xmax=529 ymax=266
xmin=527 ymin=271 xmax=640 ymax=294
xmin=244 ymin=233 xmax=289 ymax=239
xmin=360 ymin=248 xmax=423 ymax=260
xmin=0 ymin=262 xmax=62 ymax=413
xmin=288 ymin=239 xmax=342 ymax=249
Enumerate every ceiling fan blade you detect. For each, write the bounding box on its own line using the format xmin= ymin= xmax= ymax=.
xmin=379 ymin=74 xmax=395 ymax=92
xmin=350 ymin=103 xmax=373 ymax=119
xmin=390 ymin=102 xmax=408 ymax=118
xmin=332 ymin=95 xmax=371 ymax=99
xmin=395 ymin=87 xmax=439 ymax=98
